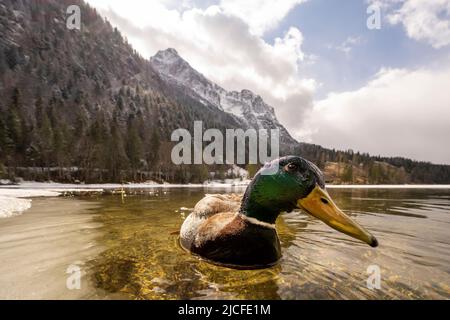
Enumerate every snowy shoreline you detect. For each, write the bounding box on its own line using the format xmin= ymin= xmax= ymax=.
xmin=0 ymin=189 xmax=61 ymax=219
xmin=2 ymin=181 xmax=450 ymax=190
xmin=1 ymin=181 xmax=450 ymax=218
xmin=0 ymin=180 xmax=250 ymax=218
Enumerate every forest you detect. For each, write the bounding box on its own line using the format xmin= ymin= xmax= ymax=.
xmin=1 ymin=0 xmax=449 ymax=184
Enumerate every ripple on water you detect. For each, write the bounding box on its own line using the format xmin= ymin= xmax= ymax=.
xmin=87 ymin=188 xmax=450 ymax=300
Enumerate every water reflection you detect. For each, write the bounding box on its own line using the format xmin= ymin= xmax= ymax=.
xmin=88 ymin=187 xmax=450 ymax=299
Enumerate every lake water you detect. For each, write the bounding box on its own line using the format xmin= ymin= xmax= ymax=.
xmin=0 ymin=187 xmax=449 ymax=299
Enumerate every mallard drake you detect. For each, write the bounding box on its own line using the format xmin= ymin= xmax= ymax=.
xmin=180 ymin=156 xmax=378 ymax=269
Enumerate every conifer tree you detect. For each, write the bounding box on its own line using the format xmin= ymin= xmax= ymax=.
xmin=107 ymin=120 xmax=128 ymax=182
xmin=126 ymin=117 xmax=143 ymax=179
xmin=0 ymin=49 xmax=7 ymax=73
xmin=0 ymin=115 xmax=7 ymax=158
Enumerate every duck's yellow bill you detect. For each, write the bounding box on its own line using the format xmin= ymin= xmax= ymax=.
xmin=298 ymin=185 xmax=378 ymax=247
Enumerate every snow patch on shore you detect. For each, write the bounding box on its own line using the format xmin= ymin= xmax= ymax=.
xmin=0 ymin=189 xmax=61 ymax=218
xmin=0 ymin=196 xmax=31 ymax=218
xmin=0 ymin=189 xmax=61 ymax=198
xmin=1 ymin=180 xmax=251 ymax=190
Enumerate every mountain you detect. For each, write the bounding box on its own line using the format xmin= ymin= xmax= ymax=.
xmin=149 ymin=48 xmax=450 ymax=184
xmin=0 ymin=0 xmax=244 ymax=183
xmin=150 ymin=48 xmax=297 ymax=146
xmin=0 ymin=0 xmax=449 ymax=184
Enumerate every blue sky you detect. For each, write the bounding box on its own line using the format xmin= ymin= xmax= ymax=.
xmin=265 ymin=0 xmax=450 ymax=98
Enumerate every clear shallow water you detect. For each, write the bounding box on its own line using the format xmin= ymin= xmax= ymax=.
xmin=85 ymin=187 xmax=450 ymax=300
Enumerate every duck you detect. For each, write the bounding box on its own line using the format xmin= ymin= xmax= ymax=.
xmin=180 ymin=156 xmax=378 ymax=269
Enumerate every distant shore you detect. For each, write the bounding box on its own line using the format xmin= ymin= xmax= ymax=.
xmin=2 ymin=180 xmax=450 ymax=190
xmin=1 ymin=181 xmax=450 ymax=219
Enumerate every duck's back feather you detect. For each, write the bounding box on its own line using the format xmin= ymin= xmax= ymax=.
xmin=180 ymin=194 xmax=241 ymax=250
xmin=192 ymin=194 xmax=242 ymax=218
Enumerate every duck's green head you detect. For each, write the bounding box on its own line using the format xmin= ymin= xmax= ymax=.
xmin=241 ymin=156 xmax=378 ymax=247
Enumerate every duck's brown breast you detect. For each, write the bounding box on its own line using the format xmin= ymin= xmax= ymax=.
xmin=191 ymin=214 xmax=281 ymax=269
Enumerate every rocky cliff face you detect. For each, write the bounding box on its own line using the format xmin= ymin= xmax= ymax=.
xmin=150 ymin=48 xmax=297 ymax=146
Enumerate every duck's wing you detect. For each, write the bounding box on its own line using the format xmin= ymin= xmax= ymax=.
xmin=192 ymin=193 xmax=242 ymax=219
xmin=180 ymin=194 xmax=242 ymax=251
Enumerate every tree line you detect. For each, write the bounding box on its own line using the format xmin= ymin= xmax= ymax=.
xmin=1 ymin=0 xmax=449 ymax=184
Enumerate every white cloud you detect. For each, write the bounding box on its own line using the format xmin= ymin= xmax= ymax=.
xmin=298 ymin=64 xmax=450 ymax=165
xmin=85 ymin=0 xmax=314 ymax=133
xmin=219 ymin=0 xmax=307 ymax=36
xmin=371 ymin=0 xmax=450 ymax=48
xmin=330 ymin=36 xmax=364 ymax=55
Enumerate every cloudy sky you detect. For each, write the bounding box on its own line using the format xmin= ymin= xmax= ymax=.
xmin=85 ymin=0 xmax=450 ymax=165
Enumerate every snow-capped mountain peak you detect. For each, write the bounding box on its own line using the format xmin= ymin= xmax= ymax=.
xmin=150 ymin=48 xmax=296 ymax=144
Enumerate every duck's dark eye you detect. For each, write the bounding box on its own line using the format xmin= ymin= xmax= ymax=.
xmin=285 ymin=163 xmax=298 ymax=172
xmin=321 ymin=198 xmax=329 ymax=205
